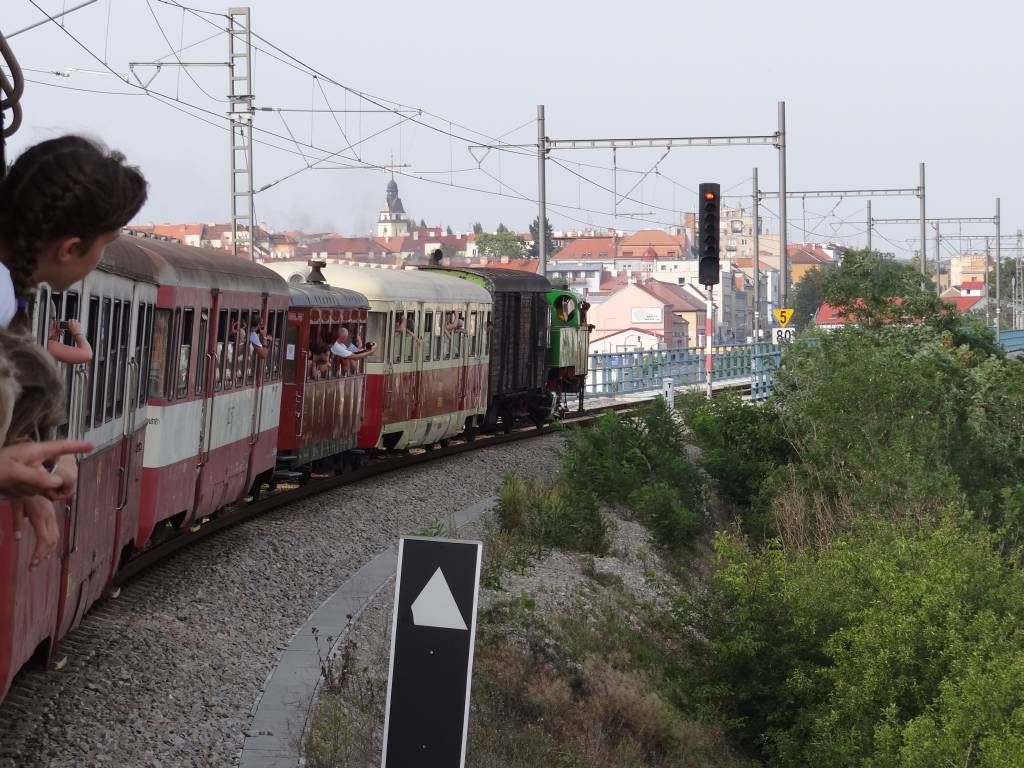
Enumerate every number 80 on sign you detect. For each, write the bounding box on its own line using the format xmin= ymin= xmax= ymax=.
xmin=773 ymin=327 xmax=795 ymax=345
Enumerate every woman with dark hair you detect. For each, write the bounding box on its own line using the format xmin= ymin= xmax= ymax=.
xmin=0 ymin=135 xmax=147 ymax=563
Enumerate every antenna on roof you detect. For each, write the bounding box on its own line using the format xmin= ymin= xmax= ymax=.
xmin=307 ymin=258 xmax=327 ymax=284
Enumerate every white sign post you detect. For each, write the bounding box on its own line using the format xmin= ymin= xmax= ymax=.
xmin=662 ymin=377 xmax=674 ymax=411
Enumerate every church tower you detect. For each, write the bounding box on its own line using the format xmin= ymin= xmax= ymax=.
xmin=377 ymin=177 xmax=411 ymax=238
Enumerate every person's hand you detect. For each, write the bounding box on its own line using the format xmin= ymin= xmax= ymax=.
xmin=0 ymin=440 xmax=93 ymax=498
xmin=42 ymin=454 xmax=78 ymax=501
xmin=11 ymin=495 xmax=61 ymax=568
xmin=67 ymin=319 xmax=83 ymax=337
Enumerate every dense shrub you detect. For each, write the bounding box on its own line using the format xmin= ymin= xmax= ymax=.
xmin=680 ymin=392 xmax=788 ymax=538
xmin=681 ymin=518 xmax=1024 ymax=767
xmin=559 ymin=398 xmax=706 ymax=550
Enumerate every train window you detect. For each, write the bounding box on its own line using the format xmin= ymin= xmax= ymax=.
xmin=392 ymin=311 xmax=405 ymax=364
xmin=113 ymin=301 xmax=130 ymax=418
xmin=224 ymin=309 xmax=238 ymax=390
xmin=404 ymin=311 xmax=417 ymax=363
xmin=469 ymin=311 xmax=479 ymax=356
xmin=484 ymin=311 xmax=492 ymax=356
xmin=105 ymin=300 xmax=121 ymax=420
xmin=178 ymin=308 xmax=194 ymax=398
xmin=365 ymin=312 xmax=386 ymax=363
xmin=92 ymin=297 xmax=111 ymax=426
xmin=195 ymin=310 xmax=209 ymax=396
xmin=422 ymin=312 xmax=434 ymax=362
xmin=83 ymin=295 xmax=99 ymax=430
xmin=453 ymin=313 xmax=465 ymax=359
xmin=139 ymin=304 xmax=153 ymax=403
xmin=261 ymin=311 xmax=274 ymax=380
xmin=245 ymin=309 xmax=259 ymax=385
xmin=149 ymin=309 xmax=171 ymax=401
xmin=133 ymin=303 xmax=147 ymax=406
xmin=215 ymin=309 xmax=227 ymax=391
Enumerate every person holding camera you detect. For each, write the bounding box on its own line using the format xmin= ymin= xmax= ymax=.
xmin=329 ymin=327 xmax=374 ymax=361
xmin=47 ymin=306 xmax=92 ymax=366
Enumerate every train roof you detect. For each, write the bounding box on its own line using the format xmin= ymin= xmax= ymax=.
xmin=263 ymin=261 xmax=491 ymax=304
xmin=288 ymin=280 xmax=369 ymax=309
xmin=422 ymin=266 xmax=552 ymax=294
xmin=103 ymin=234 xmax=289 ymax=296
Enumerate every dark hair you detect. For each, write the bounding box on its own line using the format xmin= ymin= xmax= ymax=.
xmin=310 ymin=341 xmax=328 ymax=355
xmin=431 ymin=248 xmax=443 ymax=264
xmin=0 ymin=135 xmax=148 ymax=298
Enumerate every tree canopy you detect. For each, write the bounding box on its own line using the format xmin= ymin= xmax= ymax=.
xmin=475 ymin=230 xmax=524 ymax=260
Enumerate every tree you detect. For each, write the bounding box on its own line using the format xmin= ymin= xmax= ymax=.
xmin=528 ymin=216 xmax=560 ymax=259
xmin=475 ymin=231 xmax=525 ymax=260
xmin=419 ymin=218 xmax=427 ymax=228
xmin=496 ymin=222 xmax=509 ymax=234
xmin=791 ymin=265 xmax=830 ymax=331
xmin=446 ymin=225 xmax=453 ymax=236
xmin=472 ymin=222 xmax=484 ymax=235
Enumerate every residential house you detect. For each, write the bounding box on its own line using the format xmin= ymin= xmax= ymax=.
xmin=587 ymin=282 xmax=693 ymax=353
xmin=639 ymin=278 xmax=707 ymax=348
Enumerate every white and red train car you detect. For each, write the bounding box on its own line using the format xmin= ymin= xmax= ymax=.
xmin=266 ymin=262 xmax=491 ymax=450
xmin=0 ymin=237 xmax=160 ymax=699
xmin=131 ymin=239 xmax=288 ymax=545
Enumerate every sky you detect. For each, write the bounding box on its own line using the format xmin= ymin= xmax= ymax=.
xmin=3 ymin=0 xmax=1021 ymax=260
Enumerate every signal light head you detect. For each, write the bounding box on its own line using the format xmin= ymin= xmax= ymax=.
xmin=704 ymin=191 xmax=716 ymax=201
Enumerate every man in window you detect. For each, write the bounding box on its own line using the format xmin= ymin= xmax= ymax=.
xmin=329 ymin=327 xmax=374 ymax=361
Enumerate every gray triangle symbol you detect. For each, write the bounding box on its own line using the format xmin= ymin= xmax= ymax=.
xmin=411 ymin=568 xmax=468 ymax=631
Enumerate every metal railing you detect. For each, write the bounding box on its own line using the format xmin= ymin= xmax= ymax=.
xmin=586 ymin=343 xmax=780 ymax=401
xmin=999 ymin=329 xmax=1024 ymax=355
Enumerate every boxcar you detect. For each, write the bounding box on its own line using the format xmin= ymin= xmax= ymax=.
xmin=545 ymin=288 xmax=592 ymax=413
xmin=426 ymin=268 xmax=553 ymax=429
xmin=0 ymin=234 xmax=160 ymax=699
xmin=277 ymin=264 xmax=369 ymax=475
xmin=132 ymin=238 xmax=289 ymax=545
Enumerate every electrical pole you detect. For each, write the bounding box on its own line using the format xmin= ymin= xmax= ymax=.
xmin=537 ymin=104 xmax=547 ymax=277
xmin=1017 ymin=228 xmax=1022 ymax=328
xmin=918 ymin=162 xmax=927 ymax=278
xmin=705 ymin=286 xmax=713 ymax=399
xmin=752 ymin=167 xmax=760 ymax=339
xmin=995 ymin=197 xmax=1001 ymax=339
xmin=866 ymin=199 xmax=872 ymax=252
xmin=228 ymin=7 xmax=255 ymax=261
xmin=778 ymin=101 xmax=789 ymax=307
xmin=934 ymin=222 xmax=941 ymax=295
xmin=985 ymin=236 xmax=991 ymax=327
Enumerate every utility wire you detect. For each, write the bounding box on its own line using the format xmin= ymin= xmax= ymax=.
xmin=143 ymin=0 xmax=223 ymax=101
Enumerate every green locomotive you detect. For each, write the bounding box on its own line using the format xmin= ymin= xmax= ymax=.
xmin=545 ymin=287 xmax=592 ymax=414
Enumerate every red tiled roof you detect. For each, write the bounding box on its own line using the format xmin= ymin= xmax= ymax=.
xmin=788 ymin=244 xmax=833 ymax=264
xmin=640 ymin=278 xmax=705 ymax=312
xmin=620 ymin=229 xmax=687 ymax=248
xmin=552 ymin=237 xmax=616 ymax=261
xmin=944 ymin=295 xmax=983 ymax=312
xmin=597 ymin=270 xmax=630 ymax=292
xmin=476 ymin=259 xmax=541 ymax=273
xmin=733 ymin=257 xmax=777 ymax=272
xmin=960 ymin=280 xmax=984 ymax=290
xmin=814 ymin=302 xmax=850 ymax=326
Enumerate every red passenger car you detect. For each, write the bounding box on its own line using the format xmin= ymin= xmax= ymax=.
xmin=277 ymin=265 xmax=369 ymax=476
xmin=0 ymin=235 xmax=160 ymax=699
xmin=135 ymin=239 xmax=289 ymax=546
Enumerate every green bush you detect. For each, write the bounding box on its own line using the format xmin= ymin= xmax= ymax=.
xmin=681 ymin=518 xmax=1024 ymax=767
xmin=560 ymin=399 xmax=705 ymax=550
xmin=680 ymin=392 xmax=787 ymax=539
xmin=629 ymin=482 xmax=700 ymax=551
xmin=495 ymin=472 xmax=608 ymax=556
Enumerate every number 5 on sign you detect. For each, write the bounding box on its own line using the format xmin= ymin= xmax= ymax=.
xmin=773 ymin=308 xmax=794 ymax=327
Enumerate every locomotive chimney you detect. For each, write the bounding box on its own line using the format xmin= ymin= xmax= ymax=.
xmin=307 ymin=259 xmax=327 ymax=284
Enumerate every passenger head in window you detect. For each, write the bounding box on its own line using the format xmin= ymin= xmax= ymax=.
xmin=309 ymin=341 xmax=330 ymax=380
xmin=430 ymin=248 xmax=443 ymax=266
xmin=0 ymin=136 xmax=148 ymax=329
xmin=330 ymin=327 xmax=374 ymax=361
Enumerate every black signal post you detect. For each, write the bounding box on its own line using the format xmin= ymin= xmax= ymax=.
xmin=698 ymin=183 xmax=721 ymax=287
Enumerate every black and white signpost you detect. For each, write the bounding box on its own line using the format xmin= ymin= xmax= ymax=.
xmin=381 ymin=536 xmax=483 ymax=768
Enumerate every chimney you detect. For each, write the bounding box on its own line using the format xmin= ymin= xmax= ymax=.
xmin=307 ymin=259 xmax=328 ymax=284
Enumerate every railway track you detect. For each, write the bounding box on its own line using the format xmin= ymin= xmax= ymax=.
xmin=0 ymin=383 xmax=749 ymax=765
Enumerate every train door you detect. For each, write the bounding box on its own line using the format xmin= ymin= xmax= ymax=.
xmin=244 ymin=296 xmax=271 ymax=492
xmin=110 ymin=288 xmax=146 ymax=576
xmin=467 ymin=307 xmax=485 ymax=410
xmin=382 ymin=306 xmax=397 ymax=416
xmin=195 ymin=299 xmax=224 ymax=516
xmin=408 ymin=306 xmax=423 ymax=421
xmin=455 ymin=304 xmax=469 ymax=412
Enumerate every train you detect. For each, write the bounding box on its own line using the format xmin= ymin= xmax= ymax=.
xmin=0 ymin=235 xmax=591 ymax=702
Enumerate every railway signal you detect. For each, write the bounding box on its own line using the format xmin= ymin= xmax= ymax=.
xmin=698 ymin=183 xmax=721 ymax=287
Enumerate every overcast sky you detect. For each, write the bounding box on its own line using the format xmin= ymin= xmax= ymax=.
xmin=3 ymin=0 xmax=1021 ymax=258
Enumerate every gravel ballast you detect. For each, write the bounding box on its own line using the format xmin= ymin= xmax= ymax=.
xmin=0 ymin=435 xmax=563 ymax=768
